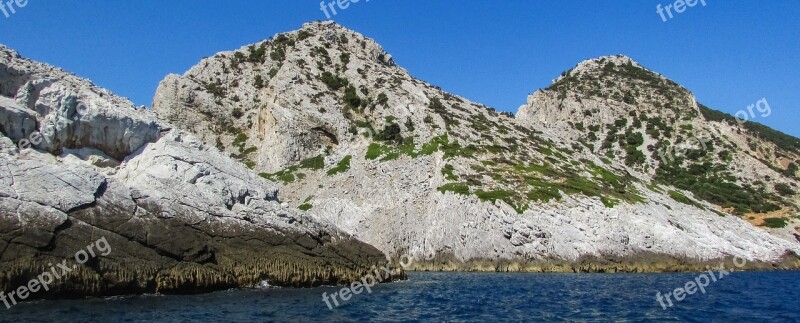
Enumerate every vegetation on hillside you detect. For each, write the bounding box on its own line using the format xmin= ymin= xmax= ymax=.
xmin=699 ymin=104 xmax=800 ymax=153
xmin=655 ymin=160 xmax=779 ymax=215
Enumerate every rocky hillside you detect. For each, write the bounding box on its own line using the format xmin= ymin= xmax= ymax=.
xmin=0 ymin=45 xmax=400 ymax=298
xmin=517 ymin=55 xmax=799 ymax=225
xmin=155 ymin=21 xmax=800 ymax=271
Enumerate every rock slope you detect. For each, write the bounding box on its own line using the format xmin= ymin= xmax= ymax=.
xmin=517 ymin=55 xmax=800 ymax=233
xmin=0 ymin=45 xmax=399 ymax=298
xmin=154 ymin=22 xmax=800 ymax=272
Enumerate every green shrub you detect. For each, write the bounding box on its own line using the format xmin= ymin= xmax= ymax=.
xmin=366 ymin=143 xmax=386 ymax=160
xmin=254 ymin=75 xmax=265 ymax=89
xmin=762 ymin=217 xmax=789 ymax=228
xmin=475 ymin=189 xmax=514 ymax=203
xmin=405 ymin=118 xmax=415 ymax=132
xmin=238 ymin=147 xmax=257 ymax=156
xmin=298 ymin=203 xmax=313 ymax=211
xmin=437 ymin=183 xmax=470 ymax=196
xmin=527 ymin=186 xmax=562 ymax=203
xmin=429 ymin=97 xmax=446 ymax=114
xmin=442 ymin=164 xmax=457 ymax=181
xmin=775 ymin=183 xmax=795 ymax=196
xmin=377 ymin=93 xmax=388 ymax=106
xmin=320 ymin=72 xmax=348 ymax=90
xmin=418 ymin=135 xmax=449 ymax=156
xmin=232 ymin=108 xmax=243 ymax=119
xmin=669 ymin=190 xmax=698 ymax=207
xmin=259 ymin=170 xmax=296 ymax=184
xmin=232 ymin=133 xmax=248 ymax=147
xmin=785 ymin=163 xmax=798 ymax=177
xmin=270 ymin=46 xmax=286 ymax=62
xmin=475 ymin=189 xmax=526 ymax=213
xmin=563 ymin=177 xmax=601 ymax=197
xmin=601 ymin=196 xmax=620 ymax=208
xmin=380 ymin=152 xmax=400 ymax=162
xmin=247 ymin=44 xmax=267 ymax=63
xmin=258 ymin=155 xmax=326 ymax=184
xmin=204 ymin=81 xmax=226 ymax=98
xmin=298 ymin=30 xmax=313 ymax=40
xmin=233 ymin=52 xmax=246 ymax=63
xmin=656 ymin=161 xmax=779 ymax=214
xmin=299 ymin=155 xmax=325 ymax=170
xmin=379 ymin=123 xmax=403 ymax=144
xmin=343 ymin=85 xmax=362 ymax=110
xmin=327 ymin=155 xmax=352 ymax=176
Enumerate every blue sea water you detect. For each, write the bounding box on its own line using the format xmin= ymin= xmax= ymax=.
xmin=1 ymin=271 xmax=798 ymax=322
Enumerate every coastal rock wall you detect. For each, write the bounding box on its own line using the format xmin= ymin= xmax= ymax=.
xmin=0 ymin=45 xmax=400 ymax=298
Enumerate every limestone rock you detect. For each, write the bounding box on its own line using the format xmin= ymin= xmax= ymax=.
xmin=0 ymin=45 xmax=161 ymax=160
xmin=0 ymin=44 xmax=401 ymax=298
xmin=154 ymin=23 xmax=800 ymax=269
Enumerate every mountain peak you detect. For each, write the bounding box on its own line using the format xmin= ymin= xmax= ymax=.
xmin=576 ymin=55 xmax=639 ymax=70
xmin=541 ymin=53 xmax=691 ymax=112
xmin=554 ymin=54 xmax=648 ymax=83
xmin=301 ymin=20 xmax=346 ymax=31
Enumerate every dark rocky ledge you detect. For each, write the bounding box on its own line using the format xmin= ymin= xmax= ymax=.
xmin=405 ymin=252 xmax=800 ymax=273
xmin=0 ymin=185 xmax=405 ymax=299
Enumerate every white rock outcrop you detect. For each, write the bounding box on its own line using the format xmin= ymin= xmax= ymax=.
xmin=0 ymin=44 xmax=398 ymax=298
xmin=154 ymin=22 xmax=800 ymax=270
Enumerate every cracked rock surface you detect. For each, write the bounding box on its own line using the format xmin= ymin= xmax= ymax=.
xmin=0 ymin=45 xmax=399 ymax=298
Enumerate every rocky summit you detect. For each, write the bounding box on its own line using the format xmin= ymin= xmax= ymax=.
xmin=1 ymin=21 xmax=800 ymax=298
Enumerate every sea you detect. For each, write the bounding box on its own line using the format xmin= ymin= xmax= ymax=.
xmin=1 ymin=271 xmax=798 ymax=322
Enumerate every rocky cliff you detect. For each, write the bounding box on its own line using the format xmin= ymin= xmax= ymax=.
xmin=517 ymin=55 xmax=799 ymax=234
xmin=0 ymin=45 xmax=400 ymax=298
xmin=154 ymin=22 xmax=800 ymax=272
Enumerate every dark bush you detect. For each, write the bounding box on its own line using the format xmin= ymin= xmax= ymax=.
xmin=254 ymin=75 xmax=265 ymax=89
xmin=232 ymin=108 xmax=243 ymax=119
xmin=775 ymin=183 xmax=795 ymax=196
xmin=343 ymin=85 xmax=361 ymax=110
xmin=320 ymin=72 xmax=348 ymax=90
xmin=380 ymin=123 xmax=403 ymax=144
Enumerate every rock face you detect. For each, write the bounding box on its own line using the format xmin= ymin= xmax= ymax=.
xmin=516 ymin=55 xmax=800 ymax=232
xmin=154 ymin=22 xmax=800 ymax=271
xmin=152 ymin=22 xmax=403 ymax=172
xmin=0 ymin=45 xmax=399 ymax=298
xmin=0 ymin=46 xmax=161 ymax=160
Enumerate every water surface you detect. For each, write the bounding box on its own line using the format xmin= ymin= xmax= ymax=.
xmin=2 ymin=271 xmax=798 ymax=322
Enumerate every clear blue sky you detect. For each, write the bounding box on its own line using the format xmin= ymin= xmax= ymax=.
xmin=1 ymin=1 xmax=798 ymax=136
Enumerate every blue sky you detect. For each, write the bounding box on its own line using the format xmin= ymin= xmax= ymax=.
xmin=1 ymin=1 xmax=798 ymax=136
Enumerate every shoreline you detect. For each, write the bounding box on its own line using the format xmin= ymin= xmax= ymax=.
xmin=3 ymin=252 xmax=798 ymax=304
xmin=399 ymin=252 xmax=800 ymax=273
